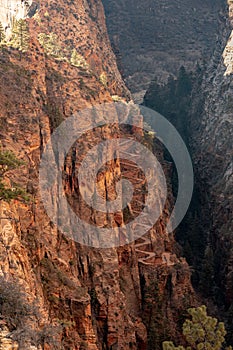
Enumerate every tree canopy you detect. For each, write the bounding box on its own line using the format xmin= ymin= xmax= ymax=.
xmin=11 ymin=19 xmax=30 ymax=52
xmin=162 ymin=305 xmax=232 ymax=350
xmin=0 ymin=148 xmax=29 ymax=202
xmin=0 ymin=22 xmax=5 ymax=44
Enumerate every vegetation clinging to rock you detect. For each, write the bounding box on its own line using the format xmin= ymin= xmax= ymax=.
xmin=0 ymin=147 xmax=29 ymax=202
xmin=163 ymin=305 xmax=232 ymax=350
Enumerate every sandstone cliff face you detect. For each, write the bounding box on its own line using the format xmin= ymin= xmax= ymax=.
xmin=190 ymin=0 xmax=233 ymax=322
xmin=102 ymin=0 xmax=223 ymax=97
xmin=0 ymin=1 xmax=195 ymax=349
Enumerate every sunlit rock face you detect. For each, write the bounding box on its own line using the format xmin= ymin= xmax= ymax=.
xmin=0 ymin=0 xmax=32 ymax=37
xmin=223 ymin=1 xmax=233 ymax=75
xmin=0 ymin=0 xmax=196 ymax=347
xmin=223 ymin=31 xmax=233 ymax=75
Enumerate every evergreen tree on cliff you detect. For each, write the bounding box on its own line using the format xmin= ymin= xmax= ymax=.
xmin=70 ymin=49 xmax=89 ymax=69
xmin=0 ymin=148 xmax=29 ymax=202
xmin=163 ymin=305 xmax=232 ymax=350
xmin=0 ymin=22 xmax=5 ymax=44
xmin=11 ymin=19 xmax=29 ymax=54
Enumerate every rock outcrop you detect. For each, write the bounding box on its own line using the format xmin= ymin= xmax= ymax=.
xmin=189 ymin=0 xmax=233 ymax=333
xmin=140 ymin=0 xmax=233 ymax=342
xmin=102 ymin=0 xmax=223 ymax=98
xmin=0 ymin=0 xmax=195 ymax=349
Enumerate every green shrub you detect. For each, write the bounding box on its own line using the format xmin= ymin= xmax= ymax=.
xmin=162 ymin=305 xmax=233 ymax=350
xmin=0 ymin=147 xmax=29 ymax=202
xmin=38 ymin=32 xmax=66 ymax=60
xmin=70 ymin=49 xmax=89 ymax=69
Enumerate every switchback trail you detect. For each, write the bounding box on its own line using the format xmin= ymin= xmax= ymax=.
xmin=135 ymin=235 xmax=175 ymax=266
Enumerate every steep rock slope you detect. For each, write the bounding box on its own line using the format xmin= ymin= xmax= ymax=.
xmin=142 ymin=0 xmax=233 ymax=336
xmin=0 ymin=1 xmax=195 ymax=349
xmin=189 ymin=0 xmax=233 ymax=335
xmin=102 ymin=0 xmax=223 ymax=97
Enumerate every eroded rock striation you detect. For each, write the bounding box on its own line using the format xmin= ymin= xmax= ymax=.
xmin=102 ymin=0 xmax=223 ymax=98
xmin=189 ymin=0 xmax=233 ymax=332
xmin=0 ymin=0 xmax=195 ymax=349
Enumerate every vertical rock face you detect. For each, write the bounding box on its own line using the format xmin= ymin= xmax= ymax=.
xmin=190 ymin=0 xmax=233 ymax=317
xmin=0 ymin=0 xmax=195 ymax=349
xmin=102 ymin=0 xmax=223 ymax=96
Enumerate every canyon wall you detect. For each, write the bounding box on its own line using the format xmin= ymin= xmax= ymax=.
xmin=0 ymin=1 xmax=195 ymax=349
xmin=102 ymin=0 xmax=223 ymax=99
xmin=187 ymin=0 xmax=233 ymax=337
xmin=142 ymin=0 xmax=233 ymax=338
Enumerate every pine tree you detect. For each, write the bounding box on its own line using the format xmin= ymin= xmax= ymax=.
xmin=100 ymin=72 xmax=108 ymax=87
xmin=176 ymin=66 xmax=192 ymax=97
xmin=143 ymin=77 xmax=163 ymax=111
xmin=199 ymin=244 xmax=215 ymax=296
xmin=38 ymin=32 xmax=64 ymax=59
xmin=0 ymin=148 xmax=29 ymax=202
xmin=162 ymin=305 xmax=232 ymax=350
xmin=70 ymin=49 xmax=89 ymax=69
xmin=0 ymin=21 xmax=5 ymax=44
xmin=11 ymin=19 xmax=29 ymax=53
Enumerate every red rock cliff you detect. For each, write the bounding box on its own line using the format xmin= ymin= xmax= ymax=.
xmin=0 ymin=1 xmax=195 ymax=349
